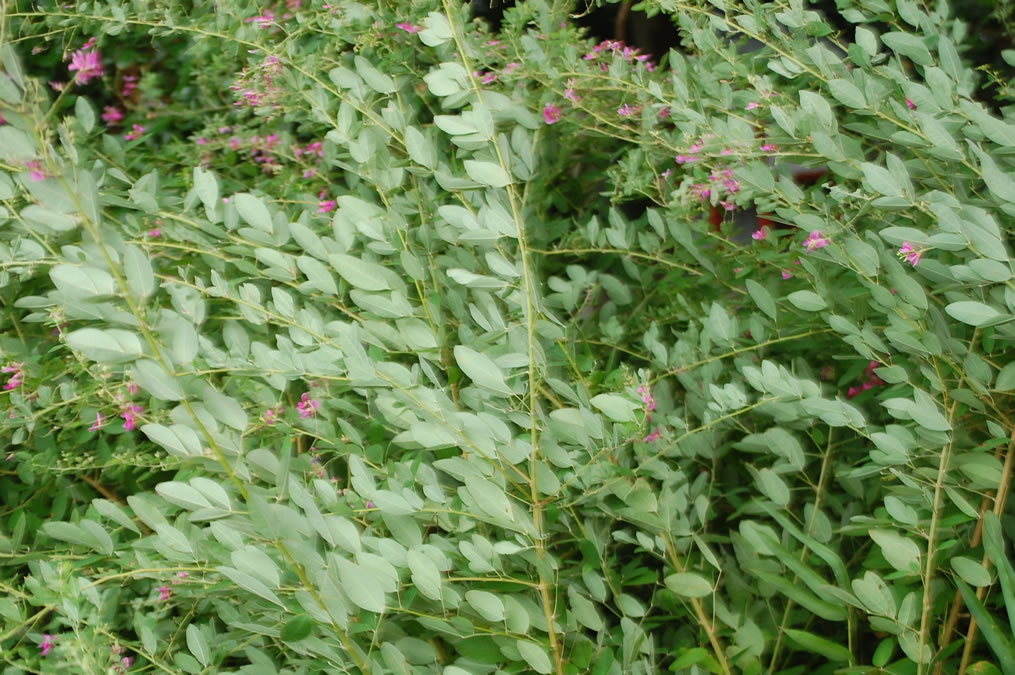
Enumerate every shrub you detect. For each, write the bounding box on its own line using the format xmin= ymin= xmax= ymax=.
xmin=1 ymin=0 xmax=1014 ymax=673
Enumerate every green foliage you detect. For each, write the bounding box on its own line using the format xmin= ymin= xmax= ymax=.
xmin=1 ymin=0 xmax=1015 ymax=673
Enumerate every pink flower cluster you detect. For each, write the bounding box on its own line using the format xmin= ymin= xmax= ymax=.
xmin=637 ymin=384 xmax=656 ymax=412
xmin=543 ymin=103 xmax=562 ymax=125
xmin=40 ymin=633 xmax=55 ymax=657
xmin=688 ymin=166 xmax=740 ymax=211
xmin=121 ymin=73 xmax=139 ymax=98
xmin=396 ymin=21 xmax=421 ymax=33
xmin=2 ymin=362 xmax=24 ymax=390
xmin=261 ymin=406 xmax=283 ymax=425
xmin=68 ymin=39 xmax=103 ymax=84
xmin=803 ymin=230 xmax=830 ymax=251
xmin=102 ymin=106 xmax=124 ymax=125
xmin=898 ymin=242 xmax=923 ymax=267
xmin=230 ymin=55 xmax=284 ymax=109
xmin=847 ymin=361 xmax=885 ymax=398
xmin=121 ymin=403 xmax=143 ymax=431
xmin=23 ymin=160 xmax=47 ymax=182
xmin=124 ymin=124 xmax=146 ymax=141
xmin=297 ymin=392 xmax=319 ymax=418
xmin=582 ymin=39 xmax=656 ymax=72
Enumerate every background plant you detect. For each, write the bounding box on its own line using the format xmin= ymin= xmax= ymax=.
xmin=1 ymin=0 xmax=1015 ymax=673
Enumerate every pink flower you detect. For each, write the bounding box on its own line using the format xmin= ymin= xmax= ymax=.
xmin=563 ymin=87 xmax=580 ymax=103
xmin=24 ymin=160 xmax=46 ymax=182
xmin=906 ymin=98 xmax=916 ymax=110
xmin=318 ymin=199 xmax=337 ymax=213
xmin=40 ymin=634 xmax=55 ymax=656
xmin=246 ymin=10 xmax=276 ymax=28
xmin=479 ymin=70 xmax=497 ymax=85
xmin=658 ymin=107 xmax=671 ymax=119
xmin=147 ymin=228 xmax=161 ymax=238
xmin=781 ymin=270 xmax=793 ymax=280
xmin=2 ymin=362 xmax=24 ymax=390
xmin=898 ymin=242 xmax=923 ymax=267
xmin=195 ymin=137 xmax=208 ymax=145
xmin=644 ymin=428 xmax=662 ymax=442
xmin=745 ymin=102 xmax=760 ymax=110
xmin=121 ymin=404 xmax=143 ymax=431
xmin=690 ymin=183 xmax=711 ymax=200
xmin=637 ymin=385 xmax=656 ymax=412
xmin=101 ymin=106 xmax=124 ymax=125
xmin=803 ymin=230 xmax=830 ymax=251
xmin=675 ymin=154 xmax=698 ymax=164
xmin=158 ymin=586 xmax=171 ymax=601
xmin=126 ymin=381 xmax=140 ymax=395
xmin=121 ymin=74 xmax=139 ymax=97
xmin=297 ymin=392 xmax=319 ymax=418
xmin=752 ymin=227 xmax=768 ymax=240
xmin=262 ymin=407 xmax=280 ymax=425
xmin=0 ymin=112 xmax=5 ymax=125
xmin=503 ymin=62 xmax=520 ymax=75
xmin=760 ymin=143 xmax=777 ymax=152
xmin=396 ymin=21 xmax=421 ymax=33
xmin=89 ymin=413 xmax=104 ymax=432
xmin=720 ymin=200 xmax=736 ymax=211
xmin=68 ymin=48 xmax=104 ymax=84
xmin=543 ymin=103 xmax=562 ymax=125
xmin=124 ymin=124 xmax=146 ymax=141
xmin=121 ymin=656 xmax=136 ymax=669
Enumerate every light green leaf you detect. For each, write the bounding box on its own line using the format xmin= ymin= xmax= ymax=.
xmin=952 ymin=556 xmax=992 ymax=587
xmin=862 ymin=162 xmax=905 ymax=197
xmin=193 ymin=166 xmax=219 ymax=212
xmin=404 ymin=126 xmax=436 ymax=169
xmin=186 ymin=625 xmax=211 ymax=667
xmin=454 ymin=345 xmax=512 ymax=395
xmin=945 ymin=301 xmax=1007 ymax=327
xmin=406 ymin=548 xmax=443 ymax=601
xmin=589 ymin=393 xmax=639 ymax=422
xmin=516 ymin=641 xmax=553 ymax=674
xmin=65 ymin=328 xmax=143 ymax=364
xmin=881 ymin=31 xmax=933 ymax=65
xmin=354 ymin=55 xmax=396 ymax=94
xmin=75 ymin=96 xmax=95 ymax=132
xmin=217 ymin=566 xmax=283 ymax=607
xmin=337 ymin=558 xmax=386 ymax=613
xmin=828 ymin=78 xmax=866 ymax=109
xmin=203 ymin=385 xmax=247 ymax=432
xmin=787 ymin=290 xmax=827 ymax=311
xmin=156 ymin=482 xmax=212 ymax=511
xmin=131 ymin=359 xmax=184 ymax=401
xmin=784 ymin=629 xmax=852 ymax=662
xmin=665 ymin=572 xmax=713 ymax=598
xmin=141 ymin=424 xmax=202 ymax=457
xmin=464 ymin=160 xmax=511 ymax=188
xmin=329 ymin=253 xmax=390 ymax=291
xmin=50 ymin=264 xmax=115 ymax=298
xmin=465 ymin=590 xmax=505 ymax=622
xmin=870 ymin=529 xmax=921 ymax=573
xmin=123 ymin=244 xmax=155 ymax=300
xmin=746 ymin=279 xmax=777 ymax=320
xmin=92 ymin=498 xmax=141 ymax=535
xmin=234 ymin=193 xmax=273 ymax=233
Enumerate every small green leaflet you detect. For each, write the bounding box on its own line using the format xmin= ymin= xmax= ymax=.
xmin=828 ymin=78 xmax=866 ymax=109
xmin=464 ymin=160 xmax=511 ymax=188
xmin=186 ymin=625 xmax=211 ymax=667
xmin=665 ymin=572 xmax=713 ymax=598
xmin=787 ymin=290 xmax=827 ymax=311
xmin=746 ymin=279 xmax=777 ymax=320
xmin=516 ymin=641 xmax=553 ymax=674
xmin=216 ymin=566 xmax=283 ymax=607
xmin=65 ymin=328 xmax=143 ymax=364
xmin=454 ymin=345 xmax=513 ymax=395
xmin=329 ymin=253 xmax=390 ymax=291
xmin=123 ymin=244 xmax=155 ymax=300
xmin=945 ymin=301 xmax=1007 ymax=327
xmin=465 ymin=590 xmax=505 ymax=621
xmin=589 ymin=393 xmax=639 ymax=422
xmin=406 ymin=547 xmax=443 ymax=601
xmin=234 ymin=193 xmax=273 ymax=233
xmin=131 ymin=359 xmax=184 ymax=401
